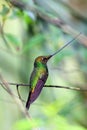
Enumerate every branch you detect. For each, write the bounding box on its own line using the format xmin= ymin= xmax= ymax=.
xmin=0 ymin=75 xmax=30 ymax=119
xmin=45 ymin=85 xmax=87 ymax=91
xmin=0 ymin=82 xmax=87 ymax=91
xmin=0 ymin=22 xmax=9 ymax=48
xmin=0 ymin=76 xmax=41 ymax=130
xmin=7 ymin=0 xmax=87 ymax=47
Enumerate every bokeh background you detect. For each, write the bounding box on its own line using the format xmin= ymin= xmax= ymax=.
xmin=0 ymin=0 xmax=87 ymax=130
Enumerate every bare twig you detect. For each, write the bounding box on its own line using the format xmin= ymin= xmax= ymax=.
xmin=0 ymin=82 xmax=87 ymax=91
xmin=45 ymin=85 xmax=86 ymax=91
xmin=0 ymin=23 xmax=9 ymax=48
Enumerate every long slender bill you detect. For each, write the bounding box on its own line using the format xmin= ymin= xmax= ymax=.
xmin=50 ymin=32 xmax=81 ymax=58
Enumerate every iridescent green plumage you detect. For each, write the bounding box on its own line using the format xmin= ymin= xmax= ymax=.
xmin=30 ymin=57 xmax=48 ymax=92
xmin=26 ymin=56 xmax=50 ymax=109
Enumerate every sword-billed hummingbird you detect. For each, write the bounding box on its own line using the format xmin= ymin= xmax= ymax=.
xmin=26 ymin=33 xmax=81 ymax=110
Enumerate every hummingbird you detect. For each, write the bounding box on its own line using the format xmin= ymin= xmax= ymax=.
xmin=26 ymin=33 xmax=81 ymax=110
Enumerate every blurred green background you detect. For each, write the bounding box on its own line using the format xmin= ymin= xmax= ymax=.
xmin=0 ymin=0 xmax=87 ymax=130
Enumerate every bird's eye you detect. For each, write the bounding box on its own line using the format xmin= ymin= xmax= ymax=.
xmin=43 ymin=58 xmax=47 ymax=61
xmin=41 ymin=57 xmax=47 ymax=62
xmin=41 ymin=57 xmax=44 ymax=60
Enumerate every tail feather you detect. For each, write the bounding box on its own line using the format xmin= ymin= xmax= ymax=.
xmin=26 ymin=100 xmax=30 ymax=110
xmin=26 ymin=91 xmax=31 ymax=110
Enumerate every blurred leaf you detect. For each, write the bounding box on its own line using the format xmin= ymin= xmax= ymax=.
xmin=14 ymin=119 xmax=43 ymax=130
xmin=81 ymin=47 xmax=87 ymax=59
xmin=42 ymin=100 xmax=65 ymax=117
xmin=23 ymin=34 xmax=45 ymax=53
xmin=0 ymin=5 xmax=9 ymax=16
xmin=22 ymin=11 xmax=35 ymax=23
xmin=5 ymin=33 xmax=21 ymax=46
xmin=53 ymin=115 xmax=86 ymax=130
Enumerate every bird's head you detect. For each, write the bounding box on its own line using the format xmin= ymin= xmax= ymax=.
xmin=34 ymin=55 xmax=52 ymax=65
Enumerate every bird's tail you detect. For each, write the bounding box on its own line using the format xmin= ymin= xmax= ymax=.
xmin=26 ymin=100 xmax=30 ymax=110
xmin=26 ymin=92 xmax=31 ymax=110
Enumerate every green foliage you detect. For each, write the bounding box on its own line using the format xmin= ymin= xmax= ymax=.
xmin=14 ymin=101 xmax=86 ymax=130
xmin=23 ymin=33 xmax=45 ymax=53
xmin=5 ymin=33 xmax=21 ymax=46
xmin=14 ymin=117 xmax=86 ymax=130
xmin=14 ymin=103 xmax=86 ymax=130
xmin=0 ymin=5 xmax=9 ymax=16
xmin=14 ymin=119 xmax=42 ymax=130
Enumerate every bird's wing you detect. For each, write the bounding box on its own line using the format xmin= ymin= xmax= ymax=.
xmin=26 ymin=73 xmax=48 ymax=109
xmin=30 ymin=79 xmax=45 ymax=103
xmin=29 ymin=67 xmax=47 ymax=92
